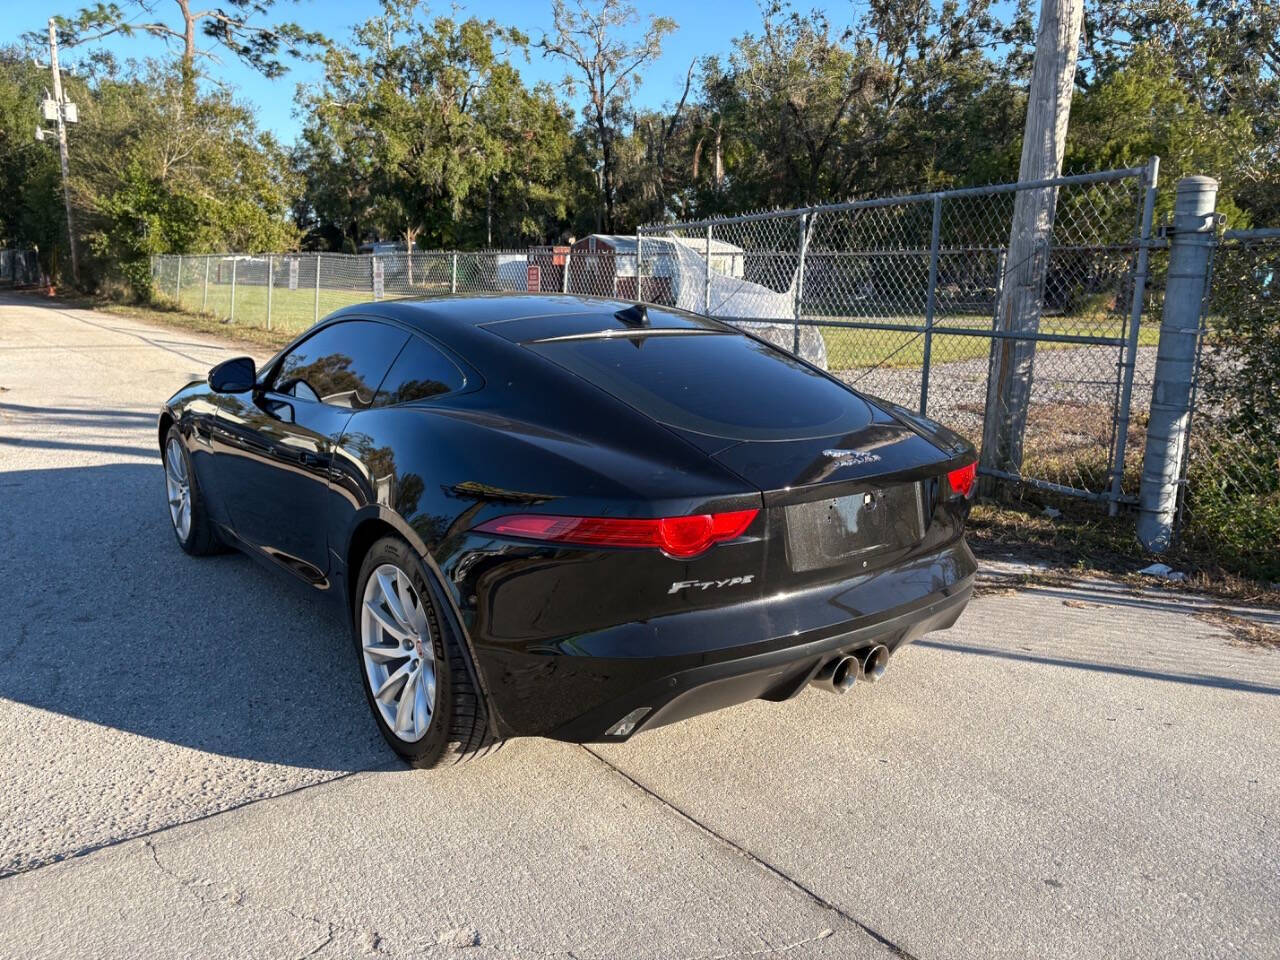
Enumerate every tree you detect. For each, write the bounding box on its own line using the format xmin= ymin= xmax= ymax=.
xmin=1067 ymin=45 xmax=1258 ymax=225
xmin=301 ymin=0 xmax=574 ymax=258
xmin=0 ymin=49 xmax=67 ymax=274
xmin=539 ymin=0 xmax=675 ymax=232
xmin=1083 ymin=0 xmax=1280 ymax=221
xmin=664 ymin=0 xmax=1023 ymax=217
xmin=69 ymin=60 xmax=298 ymax=294
xmin=34 ymin=0 xmax=322 ymax=87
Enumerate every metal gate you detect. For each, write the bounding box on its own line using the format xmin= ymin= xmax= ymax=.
xmin=637 ymin=161 xmax=1160 ymax=507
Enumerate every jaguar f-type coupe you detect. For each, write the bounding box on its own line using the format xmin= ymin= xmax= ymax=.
xmin=159 ymin=295 xmax=977 ymax=767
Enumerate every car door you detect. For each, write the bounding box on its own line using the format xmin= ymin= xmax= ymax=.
xmin=210 ymin=319 xmax=409 ymax=583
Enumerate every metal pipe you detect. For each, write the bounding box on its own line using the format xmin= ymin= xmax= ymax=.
xmin=1137 ymin=176 xmax=1219 ymax=551
xmin=1107 ymin=156 xmax=1160 ymax=515
xmin=793 ymin=212 xmax=809 ymax=355
xmin=981 ymin=466 xmax=1136 ymax=504
xmin=704 ymin=224 xmax=712 ymax=315
xmin=920 ymin=196 xmax=942 ymax=415
xmin=636 ymin=166 xmax=1147 ymax=234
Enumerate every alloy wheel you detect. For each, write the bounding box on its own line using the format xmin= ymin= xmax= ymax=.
xmin=164 ymin=437 xmax=192 ymax=542
xmin=360 ymin=563 xmax=437 ymax=742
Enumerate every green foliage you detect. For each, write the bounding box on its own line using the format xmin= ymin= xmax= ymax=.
xmin=1182 ymin=238 xmax=1280 ymax=582
xmin=5 ymin=0 xmax=1277 ymax=264
xmin=0 ymin=50 xmax=72 ymax=274
xmin=299 ymin=0 xmax=579 ymax=249
xmin=539 ymin=0 xmax=676 ymax=232
xmin=1184 ymin=439 xmax=1280 ymax=582
xmin=64 ymin=62 xmax=297 ymax=296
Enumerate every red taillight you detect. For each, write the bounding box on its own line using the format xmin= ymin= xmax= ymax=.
xmin=947 ymin=462 xmax=978 ymax=499
xmin=474 ymin=509 xmax=759 ymax=559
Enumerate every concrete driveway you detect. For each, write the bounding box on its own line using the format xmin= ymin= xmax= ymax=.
xmin=0 ymin=293 xmax=1276 ymax=960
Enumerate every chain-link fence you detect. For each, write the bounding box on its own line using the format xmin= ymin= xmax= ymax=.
xmin=639 ymin=163 xmax=1159 ymax=507
xmin=152 ymin=250 xmax=545 ymax=336
xmin=151 ymin=247 xmax=663 ymax=338
xmin=1180 ymin=229 xmax=1280 ymax=579
xmin=0 ymin=249 xmax=41 ymax=287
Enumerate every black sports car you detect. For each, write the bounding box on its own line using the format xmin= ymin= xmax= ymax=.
xmin=159 ymin=295 xmax=977 ymax=767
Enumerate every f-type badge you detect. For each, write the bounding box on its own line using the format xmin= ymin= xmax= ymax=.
xmin=669 ymin=575 xmax=755 ymax=595
xmin=822 ymin=449 xmax=882 ymax=468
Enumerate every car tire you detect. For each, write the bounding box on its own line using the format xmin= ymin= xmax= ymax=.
xmin=163 ymin=425 xmax=223 ymax=556
xmin=354 ymin=535 xmax=503 ymax=768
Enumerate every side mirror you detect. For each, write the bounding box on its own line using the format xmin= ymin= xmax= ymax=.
xmin=208 ymin=356 xmax=257 ymax=394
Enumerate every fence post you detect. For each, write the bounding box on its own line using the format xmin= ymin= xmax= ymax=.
xmin=175 ymin=254 xmax=182 ymax=304
xmin=636 ymin=231 xmax=644 ymax=302
xmin=451 ymin=252 xmax=458 ymax=294
xmin=920 ymin=196 xmax=942 ymax=415
xmin=562 ymin=251 xmax=571 ymax=294
xmin=266 ymin=255 xmax=274 ymax=331
xmin=793 ymin=213 xmax=809 ymax=354
xmin=1136 ymin=175 xmax=1218 ymax=551
xmin=314 ymin=254 xmax=321 ymax=324
xmin=1107 ymin=156 xmax=1160 ymax=515
xmin=202 ymin=256 xmax=209 ymax=312
xmin=230 ymin=258 xmax=237 ymax=323
xmin=704 ymin=224 xmax=713 ymax=315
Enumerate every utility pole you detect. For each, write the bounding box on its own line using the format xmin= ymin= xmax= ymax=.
xmin=47 ymin=19 xmax=80 ymax=287
xmin=980 ymin=0 xmax=1083 ymax=490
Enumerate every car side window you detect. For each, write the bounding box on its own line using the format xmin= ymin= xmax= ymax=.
xmin=373 ymin=335 xmax=466 ymax=407
xmin=272 ymin=320 xmax=409 ymax=409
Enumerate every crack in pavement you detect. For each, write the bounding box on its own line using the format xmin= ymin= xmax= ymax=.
xmin=581 ymin=746 xmax=920 ymax=960
xmin=0 ymin=763 xmax=397 ymax=882
xmin=143 ymin=838 xmax=350 ymax=959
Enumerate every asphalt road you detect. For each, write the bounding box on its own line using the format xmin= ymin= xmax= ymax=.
xmin=1 ymin=293 xmax=1277 ymax=960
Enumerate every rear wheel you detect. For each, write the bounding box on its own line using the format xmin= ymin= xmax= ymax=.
xmin=354 ymin=535 xmax=502 ymax=768
xmin=163 ymin=426 xmax=222 ymax=556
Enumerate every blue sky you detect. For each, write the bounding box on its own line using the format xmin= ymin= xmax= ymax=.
xmin=14 ymin=0 xmax=814 ymax=143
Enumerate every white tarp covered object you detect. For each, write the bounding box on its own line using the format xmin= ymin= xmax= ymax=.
xmin=643 ymin=237 xmax=828 ymax=369
xmin=495 ymin=253 xmax=528 ymax=291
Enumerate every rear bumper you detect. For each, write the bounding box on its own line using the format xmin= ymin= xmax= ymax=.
xmin=553 ymin=575 xmax=972 ymax=741
xmin=473 ymin=539 xmax=976 ymax=741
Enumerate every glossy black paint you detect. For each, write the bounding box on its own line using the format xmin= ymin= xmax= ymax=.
xmin=160 ymin=294 xmax=978 ymax=742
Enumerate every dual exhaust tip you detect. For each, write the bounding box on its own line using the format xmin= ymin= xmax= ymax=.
xmin=812 ymin=644 xmax=890 ymax=694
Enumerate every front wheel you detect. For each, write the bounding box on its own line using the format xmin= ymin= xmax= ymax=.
xmin=163 ymin=426 xmax=222 ymax=556
xmin=354 ymin=535 xmax=502 ymax=768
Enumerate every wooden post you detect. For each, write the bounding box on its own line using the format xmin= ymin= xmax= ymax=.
xmin=980 ymin=0 xmax=1084 ymax=488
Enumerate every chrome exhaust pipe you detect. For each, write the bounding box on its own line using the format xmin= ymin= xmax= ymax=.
xmin=858 ymin=644 xmax=890 ymax=683
xmin=811 ymin=655 xmax=860 ymax=694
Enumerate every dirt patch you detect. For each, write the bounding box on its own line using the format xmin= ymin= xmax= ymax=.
xmin=1193 ymin=608 xmax=1280 ymax=651
xmin=968 ymin=501 xmax=1280 ymax=609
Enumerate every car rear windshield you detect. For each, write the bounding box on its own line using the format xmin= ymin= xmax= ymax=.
xmin=530 ymin=332 xmax=871 ymax=441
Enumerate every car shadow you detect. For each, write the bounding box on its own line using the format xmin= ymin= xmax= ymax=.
xmin=0 ymin=462 xmax=388 ymax=770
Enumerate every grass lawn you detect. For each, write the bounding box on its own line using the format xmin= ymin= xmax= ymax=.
xmin=172 ymin=277 xmax=431 ymax=337
xmin=818 ymin=314 xmax=1161 ymax=370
